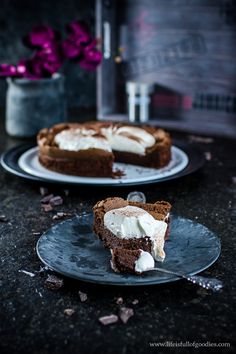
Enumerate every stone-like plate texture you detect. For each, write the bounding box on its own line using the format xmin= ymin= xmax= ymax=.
xmin=37 ymin=213 xmax=221 ymax=286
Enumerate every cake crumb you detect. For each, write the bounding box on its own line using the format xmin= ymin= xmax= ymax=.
xmin=44 ymin=274 xmax=64 ymax=290
xmin=99 ymin=314 xmax=119 ymax=325
xmin=119 ymin=307 xmax=134 ymax=324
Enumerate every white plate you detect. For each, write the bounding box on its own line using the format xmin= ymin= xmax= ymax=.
xmin=18 ymin=146 xmax=188 ymax=185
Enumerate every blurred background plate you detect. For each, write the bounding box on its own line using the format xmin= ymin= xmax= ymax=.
xmin=0 ymin=140 xmax=205 ymax=186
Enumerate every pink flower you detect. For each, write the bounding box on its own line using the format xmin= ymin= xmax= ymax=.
xmin=66 ymin=21 xmax=91 ymax=43
xmin=0 ymin=64 xmax=17 ymax=77
xmin=61 ymin=35 xmax=82 ymax=59
xmin=62 ymin=21 xmax=91 ymax=60
xmin=0 ymin=21 xmax=102 ymax=80
xmin=23 ymin=25 xmax=60 ymax=49
xmin=79 ymin=41 xmax=102 ymax=71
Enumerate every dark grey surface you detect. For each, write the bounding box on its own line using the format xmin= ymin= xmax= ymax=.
xmin=0 ymin=116 xmax=235 ymax=354
xmin=37 ymin=213 xmax=221 ymax=286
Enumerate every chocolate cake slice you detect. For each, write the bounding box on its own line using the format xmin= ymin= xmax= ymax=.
xmin=110 ymin=248 xmax=155 ymax=274
xmin=37 ymin=121 xmax=171 ymax=177
xmin=93 ymin=197 xmax=171 ymax=262
xmin=37 ymin=123 xmax=114 ymax=177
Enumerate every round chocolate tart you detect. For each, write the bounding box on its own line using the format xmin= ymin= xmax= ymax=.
xmin=37 ymin=121 xmax=171 ymax=177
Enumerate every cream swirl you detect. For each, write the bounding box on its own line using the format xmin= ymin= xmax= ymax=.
xmin=104 ymin=205 xmax=167 ymax=261
xmin=54 ymin=128 xmax=112 ymax=152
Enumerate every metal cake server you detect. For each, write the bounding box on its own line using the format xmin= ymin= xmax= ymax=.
xmin=127 ymin=191 xmax=223 ymax=291
xmin=150 ymin=267 xmax=223 ymax=291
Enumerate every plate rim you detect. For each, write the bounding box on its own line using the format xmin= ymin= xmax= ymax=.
xmin=36 ymin=214 xmax=221 ymax=286
xmin=18 ymin=145 xmax=189 ymax=185
xmin=0 ymin=141 xmax=205 ymax=186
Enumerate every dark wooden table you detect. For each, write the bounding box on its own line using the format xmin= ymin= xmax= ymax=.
xmin=0 ymin=117 xmax=235 ymax=354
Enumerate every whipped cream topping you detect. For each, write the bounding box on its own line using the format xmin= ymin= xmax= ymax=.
xmin=135 ymin=250 xmax=155 ymax=273
xmin=104 ymin=205 xmax=167 ymax=261
xmin=101 ymin=125 xmax=156 ymax=156
xmin=54 ymin=128 xmax=112 ymax=152
xmin=54 ymin=124 xmax=156 ymax=155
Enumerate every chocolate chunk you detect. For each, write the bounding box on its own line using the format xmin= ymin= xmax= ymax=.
xmin=42 ymin=204 xmax=53 ymax=212
xmin=99 ymin=314 xmax=119 ymax=325
xmin=40 ymin=194 xmax=54 ymax=204
xmin=0 ymin=215 xmax=8 ymax=222
xmin=44 ymin=274 xmax=64 ymax=290
xmin=50 ymin=196 xmax=63 ymax=206
xmin=116 ymin=297 xmax=123 ymax=305
xmin=119 ymin=307 xmax=134 ymax=324
xmin=64 ymin=309 xmax=75 ymax=316
xmin=78 ymin=291 xmax=87 ymax=302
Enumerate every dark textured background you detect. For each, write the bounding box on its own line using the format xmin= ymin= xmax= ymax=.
xmin=0 ymin=0 xmax=96 ymax=111
xmin=0 ymin=116 xmax=235 ymax=353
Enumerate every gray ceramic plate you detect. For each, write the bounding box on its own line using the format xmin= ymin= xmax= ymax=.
xmin=36 ymin=213 xmax=221 ymax=286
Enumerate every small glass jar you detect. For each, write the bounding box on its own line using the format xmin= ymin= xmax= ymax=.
xmin=126 ymin=81 xmax=154 ymax=123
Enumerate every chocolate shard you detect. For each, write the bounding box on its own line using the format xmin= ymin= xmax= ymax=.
xmin=40 ymin=194 xmax=54 ymax=204
xmin=78 ymin=291 xmax=87 ymax=302
xmin=64 ymin=308 xmax=75 ymax=316
xmin=0 ymin=215 xmax=8 ymax=222
xmin=44 ymin=274 xmax=64 ymax=290
xmin=42 ymin=204 xmax=53 ymax=212
xmin=119 ymin=307 xmax=134 ymax=324
xmin=50 ymin=196 xmax=63 ymax=206
xmin=99 ymin=314 xmax=119 ymax=325
xmin=116 ymin=297 xmax=123 ymax=305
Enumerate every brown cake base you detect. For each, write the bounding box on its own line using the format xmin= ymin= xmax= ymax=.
xmin=38 ymin=149 xmax=114 ymax=177
xmin=110 ymin=248 xmax=142 ymax=274
xmin=93 ymin=197 xmax=171 ymax=253
xmin=113 ymin=145 xmax=171 ymax=169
